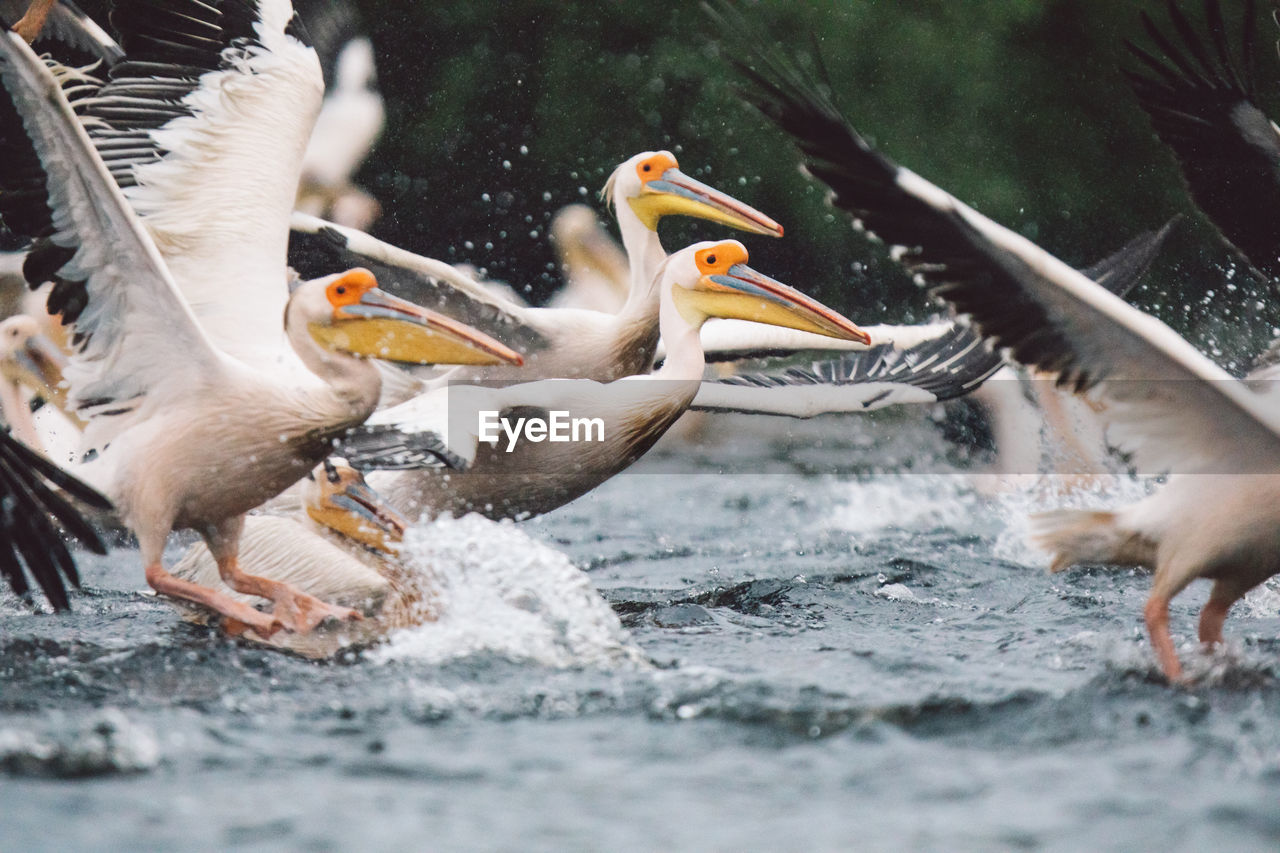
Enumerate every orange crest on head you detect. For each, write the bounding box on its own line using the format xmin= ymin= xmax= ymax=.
xmin=326 ymin=268 xmax=378 ymax=311
xmin=694 ymin=242 xmax=748 ymax=278
xmin=635 ymin=151 xmax=678 ymax=183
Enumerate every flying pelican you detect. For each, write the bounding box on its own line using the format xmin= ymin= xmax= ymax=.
xmin=345 ymin=238 xmax=871 ymax=520
xmin=170 ymin=460 xmax=429 ymax=657
xmin=718 ymin=13 xmax=1280 ymax=684
xmin=289 ymin=148 xmax=785 ymax=387
xmin=0 ymin=9 xmax=521 ymax=636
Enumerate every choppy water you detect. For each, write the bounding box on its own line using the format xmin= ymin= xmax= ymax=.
xmin=3 ymin=411 xmax=1279 ymax=852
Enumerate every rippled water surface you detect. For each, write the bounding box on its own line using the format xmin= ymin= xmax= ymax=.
xmin=3 ymin=412 xmax=1280 ymax=852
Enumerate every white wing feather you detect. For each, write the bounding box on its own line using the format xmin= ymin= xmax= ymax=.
xmin=0 ymin=31 xmax=224 ymax=449
xmin=123 ymin=0 xmax=323 ymax=362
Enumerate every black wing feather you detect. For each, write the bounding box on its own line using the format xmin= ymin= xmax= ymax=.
xmin=1124 ymin=0 xmax=1280 ymax=283
xmin=711 ymin=323 xmax=1004 ymax=406
xmin=0 ymin=430 xmax=111 ymax=611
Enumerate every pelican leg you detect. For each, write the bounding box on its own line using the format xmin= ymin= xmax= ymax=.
xmin=145 ymin=562 xmax=284 ymax=639
xmin=1143 ymin=593 xmax=1184 ymax=683
xmin=10 ymin=0 xmax=56 ymax=43
xmin=1198 ymin=579 xmax=1245 ymax=648
xmin=203 ymin=516 xmax=362 ymax=633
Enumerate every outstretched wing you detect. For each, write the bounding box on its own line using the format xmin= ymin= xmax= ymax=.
xmin=76 ymin=0 xmax=323 ymax=359
xmin=0 ymin=30 xmax=225 ymax=446
xmin=692 ymin=323 xmax=1002 ymax=417
xmin=339 ymin=384 xmax=477 ymax=472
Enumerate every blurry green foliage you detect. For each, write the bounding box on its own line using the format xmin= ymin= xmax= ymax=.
xmin=360 ymin=0 xmax=1280 ymax=369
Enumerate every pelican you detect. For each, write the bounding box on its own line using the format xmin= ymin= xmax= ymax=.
xmin=1125 ymin=0 xmax=1280 ymax=286
xmin=345 ymin=239 xmax=871 ymax=520
xmin=546 ymin=204 xmax=631 ymax=313
xmin=289 ymin=148 xmax=785 ymax=388
xmin=719 ymin=15 xmax=1280 ymax=684
xmin=0 ymin=315 xmax=44 ymax=448
xmin=0 ymin=8 xmax=521 ymax=635
xmin=170 ymin=460 xmax=429 ymax=657
xmin=0 ymin=312 xmax=87 ymax=464
xmin=293 ymin=0 xmax=385 ymax=230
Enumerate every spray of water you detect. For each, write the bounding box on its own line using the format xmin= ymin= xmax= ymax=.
xmin=369 ymin=514 xmax=648 ymax=669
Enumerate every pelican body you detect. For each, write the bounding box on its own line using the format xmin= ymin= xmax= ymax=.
xmin=355 ymin=239 xmax=871 ymax=520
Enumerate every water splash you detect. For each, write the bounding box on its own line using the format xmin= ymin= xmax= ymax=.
xmin=822 ymin=474 xmax=978 ymax=537
xmin=990 ymin=474 xmax=1157 ymax=567
xmin=1239 ymin=578 xmax=1280 ymax=621
xmin=369 ymin=515 xmax=647 ymax=669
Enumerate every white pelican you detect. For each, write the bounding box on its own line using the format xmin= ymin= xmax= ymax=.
xmin=546 ymin=204 xmax=631 ymax=313
xmin=170 ymin=460 xmax=428 ymax=658
xmin=0 ymin=312 xmax=86 ymax=464
xmin=293 ymin=0 xmax=384 ymax=230
xmin=0 ymin=424 xmax=109 ymax=611
xmin=1125 ymin=0 xmax=1280 ymax=285
xmin=720 ymin=18 xmax=1280 ymax=683
xmin=0 ymin=10 xmax=521 ymax=635
xmin=347 ymin=238 xmax=871 ymax=520
xmin=0 ymin=314 xmax=47 ymax=448
xmin=289 ymin=148 xmax=785 ymax=387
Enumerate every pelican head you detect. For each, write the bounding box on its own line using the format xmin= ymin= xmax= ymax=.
xmin=304 ymin=459 xmax=408 ymax=553
xmin=604 ymin=150 xmax=784 ymax=237
xmin=298 ymin=268 xmax=524 ymax=366
xmin=0 ymin=315 xmax=40 ymax=359
xmin=0 ymin=314 xmax=68 ymax=397
xmin=669 ymin=240 xmax=871 ymax=342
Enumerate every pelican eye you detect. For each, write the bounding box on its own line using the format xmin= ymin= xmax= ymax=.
xmin=706 ymin=255 xmax=716 ymax=265
xmin=642 ymin=163 xmax=651 ymax=172
xmin=335 ymin=285 xmax=347 ymax=296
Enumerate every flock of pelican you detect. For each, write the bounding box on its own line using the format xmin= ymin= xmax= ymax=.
xmin=0 ymin=0 xmax=1277 ymax=685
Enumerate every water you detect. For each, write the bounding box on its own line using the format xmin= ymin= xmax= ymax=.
xmin=3 ymin=411 xmax=1279 ymax=852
